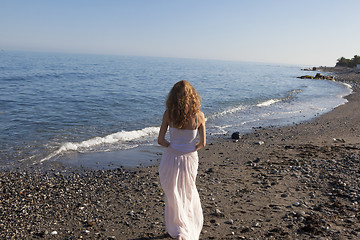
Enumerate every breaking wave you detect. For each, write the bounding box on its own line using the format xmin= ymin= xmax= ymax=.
xmin=37 ymin=126 xmax=160 ymax=164
xmin=257 ymin=89 xmax=303 ymax=107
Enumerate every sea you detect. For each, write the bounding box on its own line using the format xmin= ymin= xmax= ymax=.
xmin=0 ymin=51 xmax=352 ymax=170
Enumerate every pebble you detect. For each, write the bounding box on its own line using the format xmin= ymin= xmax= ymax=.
xmin=214 ymin=208 xmax=225 ymax=217
xmin=295 ymin=211 xmax=306 ymax=217
xmin=225 ymin=219 xmax=234 ymax=225
xmin=252 ymin=222 xmax=261 ymax=228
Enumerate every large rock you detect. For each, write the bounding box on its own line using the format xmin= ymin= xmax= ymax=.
xmin=301 ymin=67 xmax=317 ymax=71
xmin=231 ymin=132 xmax=241 ymax=140
xmin=298 ymin=75 xmax=314 ymax=79
xmin=298 ymin=73 xmax=335 ymax=80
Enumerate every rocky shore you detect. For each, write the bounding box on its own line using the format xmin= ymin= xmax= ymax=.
xmin=1 ymin=67 xmax=360 ymax=239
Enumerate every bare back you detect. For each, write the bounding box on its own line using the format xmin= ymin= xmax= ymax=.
xmin=175 ymin=113 xmax=200 ymax=130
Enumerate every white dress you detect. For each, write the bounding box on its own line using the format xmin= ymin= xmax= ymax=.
xmin=159 ymin=127 xmax=203 ymax=240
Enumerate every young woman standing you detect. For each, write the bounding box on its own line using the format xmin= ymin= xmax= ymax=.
xmin=158 ymin=80 xmax=206 ymax=240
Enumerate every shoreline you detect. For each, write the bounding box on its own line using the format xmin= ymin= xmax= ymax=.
xmin=1 ymin=65 xmax=351 ymax=171
xmin=1 ymin=67 xmax=360 ymax=239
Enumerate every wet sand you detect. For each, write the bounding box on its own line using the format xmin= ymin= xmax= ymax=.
xmin=1 ymin=67 xmax=360 ymax=239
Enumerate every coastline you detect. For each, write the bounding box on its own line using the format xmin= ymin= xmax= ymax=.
xmin=317 ymin=66 xmax=360 ymax=89
xmin=1 ymin=67 xmax=360 ymax=239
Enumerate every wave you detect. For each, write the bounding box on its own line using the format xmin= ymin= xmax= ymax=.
xmin=339 ymin=82 xmax=353 ymax=90
xmin=208 ymin=105 xmax=248 ymax=119
xmin=37 ymin=126 xmax=160 ymax=164
xmin=208 ymin=89 xmax=304 ymax=119
xmin=256 ymin=99 xmax=281 ymax=107
xmin=257 ymin=89 xmax=303 ymax=107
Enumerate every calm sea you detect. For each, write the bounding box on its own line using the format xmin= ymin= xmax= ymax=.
xmin=0 ymin=51 xmax=352 ymax=169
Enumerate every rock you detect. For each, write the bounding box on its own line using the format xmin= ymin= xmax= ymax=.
xmin=254 ymin=141 xmax=264 ymax=145
xmin=86 ymin=219 xmax=96 ymax=227
xmin=240 ymin=226 xmax=251 ymax=233
xmin=214 ymin=209 xmax=225 ymax=217
xmin=315 ymin=73 xmax=323 ymax=79
xmin=205 ymin=168 xmax=215 ymax=174
xmin=301 ymin=67 xmax=317 ymax=71
xmin=252 ymin=222 xmax=261 ymax=228
xmin=333 ymin=138 xmax=345 ymax=143
xmin=298 ymin=75 xmax=314 ymax=79
xmin=295 ymin=211 xmax=307 ymax=217
xmin=298 ymin=73 xmax=335 ymax=80
xmin=309 ymin=192 xmax=315 ymax=199
xmin=231 ymin=132 xmax=241 ymax=140
xmin=50 ymin=231 xmax=58 ymax=235
xmin=225 ymin=219 xmax=234 ymax=225
xmin=37 ymin=230 xmax=48 ymax=237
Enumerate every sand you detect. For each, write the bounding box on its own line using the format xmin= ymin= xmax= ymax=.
xmin=1 ymin=67 xmax=360 ymax=239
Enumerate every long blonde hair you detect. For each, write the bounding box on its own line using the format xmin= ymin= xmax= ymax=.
xmin=166 ymin=80 xmax=201 ymax=129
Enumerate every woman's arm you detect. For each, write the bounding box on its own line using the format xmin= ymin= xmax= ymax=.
xmin=158 ymin=110 xmax=170 ymax=147
xmin=196 ymin=111 xmax=206 ymax=151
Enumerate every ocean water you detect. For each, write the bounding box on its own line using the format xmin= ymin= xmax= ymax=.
xmin=0 ymin=51 xmax=352 ymax=169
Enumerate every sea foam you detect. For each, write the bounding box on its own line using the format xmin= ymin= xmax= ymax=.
xmin=37 ymin=126 xmax=160 ymax=164
xmin=256 ymin=99 xmax=281 ymax=107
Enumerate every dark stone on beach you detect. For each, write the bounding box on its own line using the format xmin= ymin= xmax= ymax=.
xmin=298 ymin=73 xmax=335 ymax=80
xmin=314 ymin=73 xmax=323 ymax=79
xmin=205 ymin=168 xmax=215 ymax=174
xmin=333 ymin=138 xmax=345 ymax=143
xmin=240 ymin=226 xmax=251 ymax=233
xmin=231 ymin=132 xmax=241 ymax=140
xmin=301 ymin=67 xmax=317 ymax=71
xmin=298 ymin=75 xmax=314 ymax=79
xmin=225 ymin=219 xmax=234 ymax=225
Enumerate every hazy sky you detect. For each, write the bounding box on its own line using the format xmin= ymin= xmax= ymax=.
xmin=1 ymin=0 xmax=359 ymax=66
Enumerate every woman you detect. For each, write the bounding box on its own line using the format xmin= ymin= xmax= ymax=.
xmin=158 ymin=80 xmax=206 ymax=240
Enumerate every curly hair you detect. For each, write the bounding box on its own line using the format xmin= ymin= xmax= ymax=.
xmin=166 ymin=80 xmax=201 ymax=129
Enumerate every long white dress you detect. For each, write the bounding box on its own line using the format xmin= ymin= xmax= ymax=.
xmin=159 ymin=127 xmax=203 ymax=240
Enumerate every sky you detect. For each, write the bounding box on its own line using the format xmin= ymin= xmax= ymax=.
xmin=1 ymin=0 xmax=359 ymax=66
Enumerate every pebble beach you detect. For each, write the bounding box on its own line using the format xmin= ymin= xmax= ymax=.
xmin=1 ymin=67 xmax=360 ymax=240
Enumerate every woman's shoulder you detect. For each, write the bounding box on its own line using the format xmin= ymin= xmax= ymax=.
xmin=197 ymin=111 xmax=205 ymax=122
xmin=197 ymin=110 xmax=205 ymax=117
